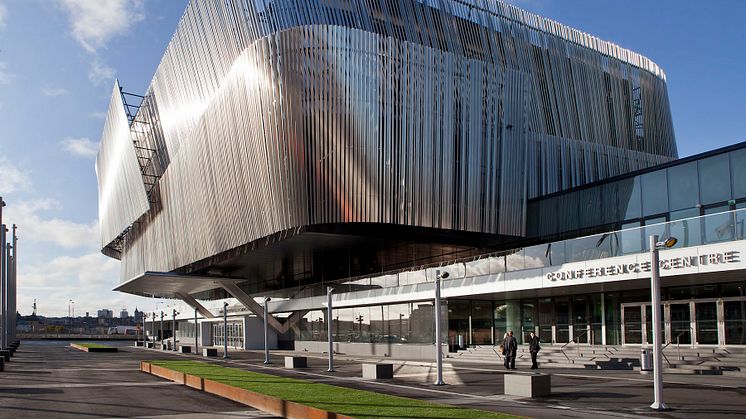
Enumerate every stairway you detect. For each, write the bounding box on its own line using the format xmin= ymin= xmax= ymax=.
xmin=445 ymin=344 xmax=746 ymax=376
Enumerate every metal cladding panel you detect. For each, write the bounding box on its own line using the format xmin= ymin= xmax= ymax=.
xmin=96 ymin=82 xmax=150 ymax=248
xmin=105 ymin=0 xmax=679 ymax=282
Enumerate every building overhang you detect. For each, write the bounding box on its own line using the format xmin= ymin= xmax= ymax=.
xmin=113 ymin=271 xmax=241 ymax=299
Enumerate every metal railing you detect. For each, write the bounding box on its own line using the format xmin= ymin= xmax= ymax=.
xmin=559 ymin=329 xmax=589 ymax=361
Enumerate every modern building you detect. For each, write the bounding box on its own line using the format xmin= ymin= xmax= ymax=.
xmin=97 ymin=309 xmax=113 ymax=319
xmin=98 ymin=0 xmax=743 ymax=353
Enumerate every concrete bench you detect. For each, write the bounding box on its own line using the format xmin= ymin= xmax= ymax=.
xmin=134 ymin=341 xmax=144 ymax=347
xmin=180 ymin=346 xmax=192 ymax=354
xmin=284 ymin=356 xmax=308 ymax=368
xmin=146 ymin=342 xmax=154 ymax=349
xmin=362 ymin=363 xmax=393 ymax=379
xmin=504 ymin=373 xmax=551 ymax=398
xmin=160 ymin=343 xmax=169 ymax=351
xmin=202 ymin=348 xmax=218 ymax=357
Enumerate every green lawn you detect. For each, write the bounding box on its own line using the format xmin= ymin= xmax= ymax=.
xmin=73 ymin=342 xmax=113 ymax=349
xmin=150 ymin=360 xmax=520 ymax=419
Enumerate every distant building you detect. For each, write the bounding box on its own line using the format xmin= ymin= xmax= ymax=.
xmin=97 ymin=309 xmax=113 ymax=319
xmin=120 ymin=308 xmax=129 ymax=319
xmin=133 ymin=307 xmax=143 ymax=324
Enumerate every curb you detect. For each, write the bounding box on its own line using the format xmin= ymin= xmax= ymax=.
xmin=70 ymin=343 xmax=118 ymax=353
xmin=141 ymin=361 xmax=354 ymax=419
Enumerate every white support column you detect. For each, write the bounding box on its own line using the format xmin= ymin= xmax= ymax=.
xmin=601 ymin=293 xmax=607 ymax=346
xmin=717 ymin=299 xmax=726 ymax=347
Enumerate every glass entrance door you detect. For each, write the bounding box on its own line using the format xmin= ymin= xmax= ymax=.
xmin=555 ymin=299 xmax=570 ymax=343
xmin=696 ymin=302 xmax=719 ymax=344
xmin=622 ymin=304 xmax=644 ymax=344
xmin=669 ymin=303 xmax=692 ymax=344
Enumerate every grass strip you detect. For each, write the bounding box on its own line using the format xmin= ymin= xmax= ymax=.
xmin=150 ymin=360 xmax=520 ymax=419
xmin=73 ymin=343 xmax=112 ymax=349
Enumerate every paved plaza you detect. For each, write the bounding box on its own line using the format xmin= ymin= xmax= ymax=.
xmin=2 ymin=340 xmax=746 ymax=418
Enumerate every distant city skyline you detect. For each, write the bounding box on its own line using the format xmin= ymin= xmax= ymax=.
xmin=0 ymin=0 xmax=743 ymax=316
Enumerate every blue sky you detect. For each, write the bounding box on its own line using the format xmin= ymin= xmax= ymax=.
xmin=0 ymin=0 xmax=743 ymax=317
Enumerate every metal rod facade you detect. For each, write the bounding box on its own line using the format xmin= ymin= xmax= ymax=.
xmin=97 ymin=1 xmax=678 ymax=287
xmin=172 ymin=309 xmax=178 ymax=352
xmin=194 ymin=307 xmax=198 ymax=354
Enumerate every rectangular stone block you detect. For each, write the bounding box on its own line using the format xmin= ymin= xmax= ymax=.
xmin=180 ymin=346 xmax=192 ymax=354
xmin=146 ymin=342 xmax=154 ymax=349
xmin=284 ymin=356 xmax=308 ymax=368
xmin=161 ymin=343 xmax=168 ymax=350
xmin=362 ymin=363 xmax=394 ymax=379
xmin=504 ymin=373 xmax=551 ymax=398
xmin=203 ymin=348 xmax=218 ymax=357
xmin=135 ymin=341 xmax=144 ymax=347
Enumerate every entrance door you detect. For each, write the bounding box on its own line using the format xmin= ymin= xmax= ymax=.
xmin=622 ymin=304 xmax=644 ymax=344
xmin=572 ymin=296 xmax=589 ymax=343
xmin=669 ymin=303 xmax=692 ymax=344
xmin=555 ymin=299 xmax=570 ymax=343
xmin=696 ymin=301 xmax=719 ymax=344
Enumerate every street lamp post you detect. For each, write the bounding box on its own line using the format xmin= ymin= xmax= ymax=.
xmin=649 ymin=234 xmax=676 ymax=411
xmin=194 ymin=307 xmax=199 ymax=354
xmin=434 ymin=269 xmax=449 ymax=386
xmin=160 ymin=311 xmax=164 ymax=350
xmin=263 ymin=297 xmax=271 ymax=364
xmin=172 ymin=309 xmax=179 ymax=352
xmin=327 ymin=287 xmax=335 ymax=372
xmin=222 ymin=302 xmax=229 ymax=359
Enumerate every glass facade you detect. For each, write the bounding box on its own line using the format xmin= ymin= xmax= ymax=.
xmin=295 ymin=281 xmax=746 ymax=347
xmin=528 ymin=146 xmax=746 ymax=241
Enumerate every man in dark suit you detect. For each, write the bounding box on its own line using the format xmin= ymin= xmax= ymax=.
xmin=503 ymin=330 xmax=517 ymax=369
xmin=529 ymin=331 xmax=541 ymax=369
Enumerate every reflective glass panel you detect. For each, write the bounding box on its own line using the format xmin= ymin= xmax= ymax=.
xmin=641 ymin=170 xmax=669 ymax=216
xmin=703 ymin=206 xmax=734 ymax=244
xmin=669 ymin=208 xmax=702 ymax=248
xmin=619 ymin=177 xmax=641 ymax=220
xmin=699 ymin=154 xmax=731 ymax=204
xmin=667 ymin=162 xmax=699 ymax=210
xmin=731 ymin=148 xmax=746 ymax=199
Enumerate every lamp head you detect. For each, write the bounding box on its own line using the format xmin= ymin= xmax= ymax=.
xmin=656 ymin=237 xmax=678 ymax=249
xmin=440 ymin=271 xmax=449 ymax=279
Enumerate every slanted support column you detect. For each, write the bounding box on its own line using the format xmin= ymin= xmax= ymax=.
xmin=219 ymin=281 xmax=307 ymax=335
xmin=220 ymin=281 xmax=284 ymax=332
xmin=175 ymin=292 xmax=215 ymax=319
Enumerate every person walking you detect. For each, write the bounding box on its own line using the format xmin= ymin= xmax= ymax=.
xmin=500 ymin=332 xmax=509 ymax=368
xmin=528 ymin=331 xmax=541 ymax=369
xmin=503 ymin=330 xmax=517 ymax=370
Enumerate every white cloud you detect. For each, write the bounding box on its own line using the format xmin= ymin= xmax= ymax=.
xmin=61 ymin=137 xmax=99 ymax=158
xmin=0 ymin=2 xmax=7 ymax=30
xmin=41 ymin=87 xmax=70 ymax=97
xmin=0 ymin=156 xmax=32 ymax=194
xmin=0 ymin=62 xmax=12 ymax=85
xmin=88 ymin=58 xmax=115 ymax=86
xmin=58 ymin=0 xmax=145 ymax=53
xmin=17 ymin=251 xmax=140 ymax=317
xmin=5 ymin=199 xmax=99 ymax=249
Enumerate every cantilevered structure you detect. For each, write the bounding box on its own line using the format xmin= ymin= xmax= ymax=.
xmin=96 ymin=0 xmax=745 ymax=352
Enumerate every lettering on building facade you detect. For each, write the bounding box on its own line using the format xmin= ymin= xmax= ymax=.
xmin=546 ymin=251 xmax=740 ymax=282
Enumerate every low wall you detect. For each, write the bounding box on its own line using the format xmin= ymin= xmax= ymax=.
xmin=295 ymin=341 xmax=445 ymax=360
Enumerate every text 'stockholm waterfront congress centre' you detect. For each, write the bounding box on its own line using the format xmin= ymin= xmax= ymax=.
xmin=97 ymin=0 xmax=746 ymax=353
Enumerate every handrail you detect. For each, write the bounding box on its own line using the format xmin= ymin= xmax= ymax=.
xmin=661 ymin=327 xmax=694 ymax=367
xmin=559 ymin=329 xmax=589 ymax=361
